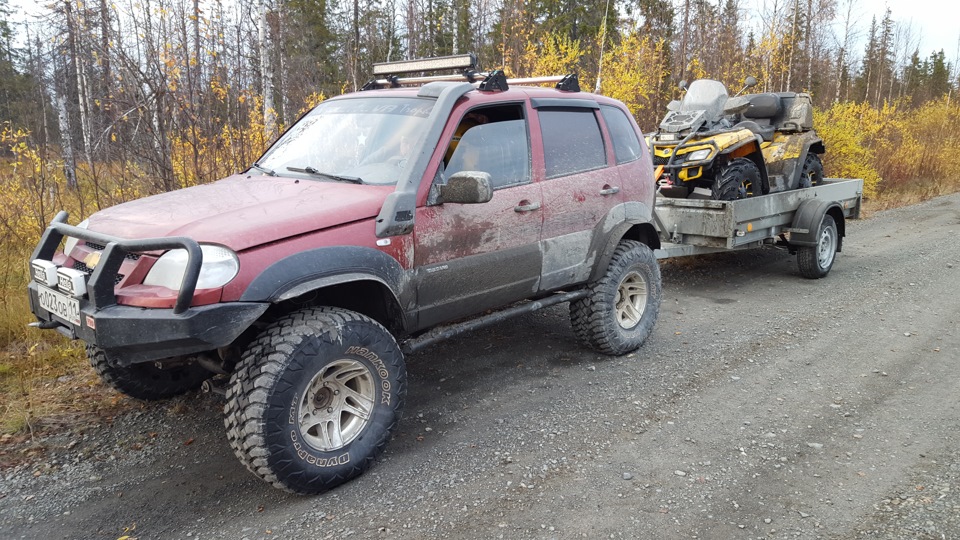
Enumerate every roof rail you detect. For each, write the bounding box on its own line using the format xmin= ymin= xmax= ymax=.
xmin=362 ymin=53 xmax=580 ymax=92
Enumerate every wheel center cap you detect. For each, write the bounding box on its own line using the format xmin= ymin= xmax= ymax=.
xmin=313 ymin=386 xmax=334 ymax=409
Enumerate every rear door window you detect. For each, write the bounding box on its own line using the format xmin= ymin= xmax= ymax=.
xmin=539 ymin=109 xmax=607 ymax=178
xmin=600 ymin=105 xmax=643 ymax=164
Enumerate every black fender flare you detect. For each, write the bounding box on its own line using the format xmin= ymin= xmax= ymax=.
xmin=587 ymin=202 xmax=660 ymax=282
xmin=240 ymin=245 xmax=408 ymax=308
xmin=789 ymin=199 xmax=845 ymax=250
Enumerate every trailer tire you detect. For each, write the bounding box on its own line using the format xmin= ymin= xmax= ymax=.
xmin=570 ymin=240 xmax=661 ymax=355
xmin=88 ymin=346 xmax=210 ymax=401
xmin=714 ymin=158 xmax=761 ymax=200
xmin=797 ymin=214 xmax=838 ymax=279
xmin=224 ymin=307 xmax=405 ymax=494
xmin=799 ymin=153 xmax=824 ymax=188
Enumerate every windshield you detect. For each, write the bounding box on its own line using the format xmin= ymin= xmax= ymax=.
xmin=254 ymin=97 xmax=435 ymax=185
xmin=680 ymin=79 xmax=729 ymax=120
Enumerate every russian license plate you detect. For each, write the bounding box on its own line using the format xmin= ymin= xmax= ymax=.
xmin=37 ymin=284 xmax=82 ymax=326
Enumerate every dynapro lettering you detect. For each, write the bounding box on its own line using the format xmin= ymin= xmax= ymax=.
xmin=290 ymin=430 xmax=350 ymax=467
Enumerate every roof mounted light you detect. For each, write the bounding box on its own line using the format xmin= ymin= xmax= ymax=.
xmin=373 ymin=54 xmax=478 ymax=76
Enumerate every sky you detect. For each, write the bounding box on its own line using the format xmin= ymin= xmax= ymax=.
xmin=5 ymin=0 xmax=959 ymax=64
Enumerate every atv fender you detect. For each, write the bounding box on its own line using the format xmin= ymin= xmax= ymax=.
xmin=766 ymin=131 xmax=824 ymax=191
xmin=789 ymin=199 xmax=845 ymax=250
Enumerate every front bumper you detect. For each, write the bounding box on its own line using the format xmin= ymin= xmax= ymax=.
xmin=27 ymin=211 xmax=268 ymax=366
xmin=28 ymin=281 xmax=268 ymax=365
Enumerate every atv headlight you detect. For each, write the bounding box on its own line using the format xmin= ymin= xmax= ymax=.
xmin=143 ymin=244 xmax=239 ymax=290
xmin=63 ymin=219 xmax=89 ymax=257
xmin=685 ymin=149 xmax=712 ymax=162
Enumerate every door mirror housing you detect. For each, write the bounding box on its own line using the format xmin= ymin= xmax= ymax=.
xmin=438 ymin=171 xmax=494 ymax=204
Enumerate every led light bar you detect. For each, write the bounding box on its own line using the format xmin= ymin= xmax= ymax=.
xmin=56 ymin=267 xmax=88 ymax=298
xmin=31 ymin=260 xmax=59 ymax=287
xmin=373 ymin=54 xmax=477 ymax=76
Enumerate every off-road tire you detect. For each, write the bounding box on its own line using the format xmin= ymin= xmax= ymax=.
xmin=799 ymin=153 xmax=824 ymax=189
xmin=797 ymin=214 xmax=838 ymax=279
xmin=224 ymin=307 xmax=405 ymax=494
xmin=713 ymin=158 xmax=762 ymax=200
xmin=87 ymin=346 xmax=210 ymax=401
xmin=570 ymin=240 xmax=662 ymax=355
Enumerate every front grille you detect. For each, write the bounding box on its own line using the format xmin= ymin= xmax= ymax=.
xmin=652 ymin=155 xmax=671 ymax=166
xmin=84 ymin=241 xmax=141 ymax=261
xmin=73 ymin=261 xmax=125 ymax=285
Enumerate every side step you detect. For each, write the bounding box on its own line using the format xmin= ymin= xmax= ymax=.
xmin=400 ymin=290 xmax=588 ymax=354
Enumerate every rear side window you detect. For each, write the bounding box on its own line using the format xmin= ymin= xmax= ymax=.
xmin=539 ymin=109 xmax=606 ymax=178
xmin=600 ymin=105 xmax=643 ymax=164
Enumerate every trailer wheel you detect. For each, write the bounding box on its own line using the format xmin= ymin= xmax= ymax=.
xmin=799 ymin=153 xmax=824 ymax=188
xmin=88 ymin=346 xmax=210 ymax=400
xmin=714 ymin=158 xmax=761 ymax=200
xmin=224 ymin=307 xmax=405 ymax=494
xmin=570 ymin=240 xmax=661 ymax=355
xmin=797 ymin=214 xmax=838 ymax=279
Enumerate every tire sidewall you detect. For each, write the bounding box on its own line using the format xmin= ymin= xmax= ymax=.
xmin=262 ymin=320 xmax=404 ymax=492
xmin=602 ymin=243 xmax=662 ymax=353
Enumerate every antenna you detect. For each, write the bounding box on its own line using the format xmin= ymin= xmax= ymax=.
xmin=595 ymin=0 xmax=612 ymax=93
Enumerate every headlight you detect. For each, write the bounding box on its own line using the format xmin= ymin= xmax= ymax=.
xmin=64 ymin=219 xmax=89 ymax=256
xmin=143 ymin=244 xmax=239 ymax=290
xmin=685 ymin=149 xmax=712 ymax=162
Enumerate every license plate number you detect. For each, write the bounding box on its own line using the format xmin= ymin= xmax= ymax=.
xmin=37 ymin=285 xmax=82 ymax=326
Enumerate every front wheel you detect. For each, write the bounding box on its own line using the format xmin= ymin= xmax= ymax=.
xmin=570 ymin=240 xmax=662 ymax=355
xmin=797 ymin=214 xmax=838 ymax=279
xmin=224 ymin=307 xmax=405 ymax=494
xmin=713 ymin=158 xmax=762 ymax=200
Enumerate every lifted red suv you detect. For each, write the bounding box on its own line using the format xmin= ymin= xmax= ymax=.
xmin=27 ymin=57 xmax=662 ymax=494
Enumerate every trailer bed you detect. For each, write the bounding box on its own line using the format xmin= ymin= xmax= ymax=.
xmin=653 ymin=178 xmax=863 ymax=259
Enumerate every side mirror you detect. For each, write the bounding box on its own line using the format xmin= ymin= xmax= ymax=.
xmin=678 ymin=80 xmax=688 ymax=91
xmin=745 ymin=76 xmax=758 ymax=88
xmin=666 ymin=100 xmax=681 ymax=112
xmin=438 ymin=171 xmax=493 ymax=204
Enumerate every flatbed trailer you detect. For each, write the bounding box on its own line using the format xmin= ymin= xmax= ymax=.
xmin=652 ymin=178 xmax=863 ymax=278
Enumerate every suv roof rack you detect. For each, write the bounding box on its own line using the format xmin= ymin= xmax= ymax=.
xmin=362 ymin=53 xmax=580 ymax=93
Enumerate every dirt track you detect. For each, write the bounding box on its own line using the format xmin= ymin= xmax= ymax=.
xmin=2 ymin=193 xmax=959 ymax=540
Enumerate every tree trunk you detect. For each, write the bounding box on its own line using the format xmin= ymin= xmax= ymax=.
xmin=260 ymin=0 xmax=276 ymax=139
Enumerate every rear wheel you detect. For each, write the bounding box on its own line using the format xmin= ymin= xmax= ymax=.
xmin=713 ymin=158 xmax=762 ymax=200
xmin=570 ymin=240 xmax=662 ymax=355
xmin=797 ymin=214 xmax=838 ymax=279
xmin=799 ymin=153 xmax=824 ymax=189
xmin=224 ymin=307 xmax=405 ymax=494
xmin=87 ymin=346 xmax=210 ymax=401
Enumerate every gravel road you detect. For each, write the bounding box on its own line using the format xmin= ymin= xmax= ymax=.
xmin=2 ymin=193 xmax=959 ymax=540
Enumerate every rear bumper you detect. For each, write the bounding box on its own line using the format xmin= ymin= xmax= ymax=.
xmin=28 ymin=282 xmax=268 ymax=366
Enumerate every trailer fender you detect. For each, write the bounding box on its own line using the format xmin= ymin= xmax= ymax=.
xmin=789 ymin=199 xmax=846 ymax=251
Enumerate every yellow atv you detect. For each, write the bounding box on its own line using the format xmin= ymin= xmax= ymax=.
xmin=649 ymin=77 xmax=825 ymax=200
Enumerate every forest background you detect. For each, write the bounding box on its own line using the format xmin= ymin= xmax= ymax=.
xmin=0 ymin=0 xmax=959 ymax=434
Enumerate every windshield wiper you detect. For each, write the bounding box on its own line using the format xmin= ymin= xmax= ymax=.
xmin=286 ymin=166 xmax=363 ymax=184
xmin=250 ymin=162 xmax=276 ymax=176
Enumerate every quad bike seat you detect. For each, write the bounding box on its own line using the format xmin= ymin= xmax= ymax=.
xmin=734 ymin=120 xmax=776 ymax=142
xmin=737 ymin=94 xmax=782 ymax=142
xmin=773 ymin=92 xmax=814 ymax=132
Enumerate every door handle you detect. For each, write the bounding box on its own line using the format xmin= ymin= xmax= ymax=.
xmin=514 ymin=200 xmax=541 ymax=212
xmin=599 ymin=185 xmax=620 ymax=196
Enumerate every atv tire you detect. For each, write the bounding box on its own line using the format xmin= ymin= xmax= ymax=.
xmin=799 ymin=153 xmax=824 ymax=189
xmin=714 ymin=158 xmax=762 ymax=200
xmin=87 ymin=346 xmax=211 ymax=401
xmin=797 ymin=214 xmax=838 ymax=279
xmin=570 ymin=240 xmax=661 ymax=356
xmin=224 ymin=307 xmax=405 ymax=494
